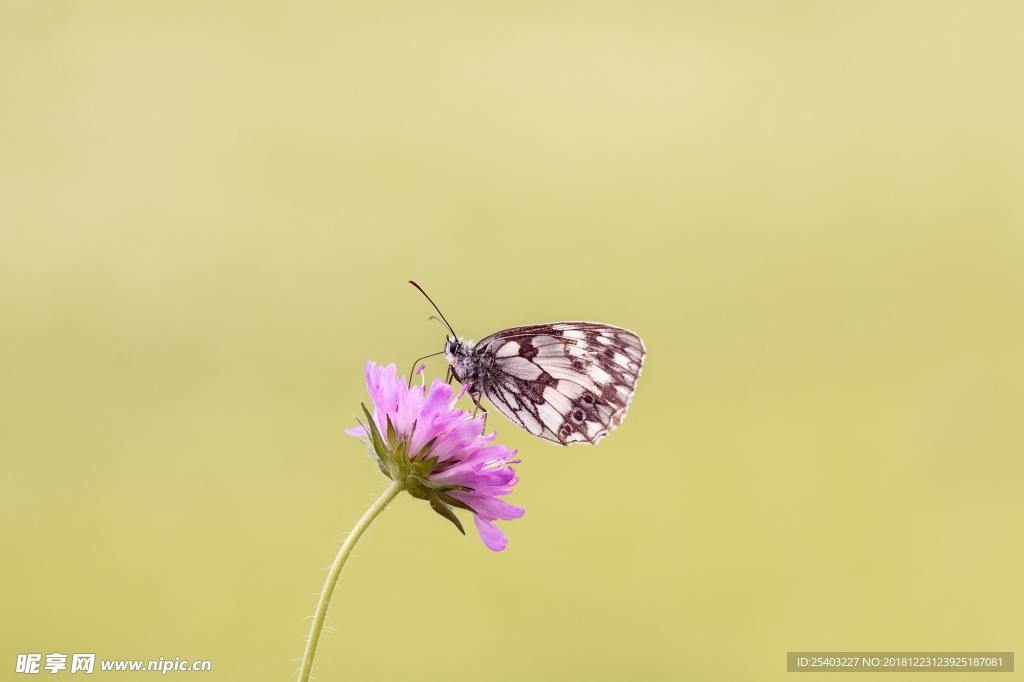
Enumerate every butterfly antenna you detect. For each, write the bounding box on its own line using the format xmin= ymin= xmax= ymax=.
xmin=408 ymin=280 xmax=457 ymax=338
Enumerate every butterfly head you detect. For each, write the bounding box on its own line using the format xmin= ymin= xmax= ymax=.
xmin=444 ymin=336 xmax=469 ymax=361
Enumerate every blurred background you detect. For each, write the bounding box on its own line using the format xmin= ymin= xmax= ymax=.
xmin=2 ymin=2 xmax=1022 ymax=680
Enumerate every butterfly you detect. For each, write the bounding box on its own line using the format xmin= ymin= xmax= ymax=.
xmin=409 ymin=281 xmax=645 ymax=445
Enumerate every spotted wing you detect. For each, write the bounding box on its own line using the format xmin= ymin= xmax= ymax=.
xmin=475 ymin=323 xmax=645 ymax=445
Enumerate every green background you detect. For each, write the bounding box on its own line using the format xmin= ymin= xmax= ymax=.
xmin=2 ymin=3 xmax=1022 ymax=680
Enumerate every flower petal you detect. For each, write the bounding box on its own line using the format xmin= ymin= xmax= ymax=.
xmin=474 ymin=515 xmax=508 ymax=552
xmin=450 ymin=491 xmax=525 ymax=520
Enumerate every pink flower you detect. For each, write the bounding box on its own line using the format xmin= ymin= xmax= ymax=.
xmin=346 ymin=361 xmax=524 ymax=551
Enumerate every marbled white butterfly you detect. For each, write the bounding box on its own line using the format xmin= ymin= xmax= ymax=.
xmin=409 ymin=282 xmax=645 ymax=446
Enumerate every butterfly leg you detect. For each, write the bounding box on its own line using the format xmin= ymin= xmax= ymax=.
xmin=470 ymin=391 xmax=489 ymax=430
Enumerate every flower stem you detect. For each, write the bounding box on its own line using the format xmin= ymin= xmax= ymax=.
xmin=298 ymin=480 xmax=402 ymax=682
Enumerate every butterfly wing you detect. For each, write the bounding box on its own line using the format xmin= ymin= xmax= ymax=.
xmin=475 ymin=323 xmax=645 ymax=445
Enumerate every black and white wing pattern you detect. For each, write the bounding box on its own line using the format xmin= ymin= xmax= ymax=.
xmin=475 ymin=323 xmax=645 ymax=445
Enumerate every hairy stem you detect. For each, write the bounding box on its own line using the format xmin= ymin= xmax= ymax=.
xmin=298 ymin=480 xmax=402 ymax=682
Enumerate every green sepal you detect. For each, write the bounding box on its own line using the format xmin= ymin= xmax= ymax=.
xmin=412 ymin=478 xmax=470 ymax=495
xmin=438 ymin=492 xmax=475 ymax=513
xmin=411 ymin=436 xmax=437 ymax=462
xmin=360 ymin=404 xmax=387 ymax=457
xmin=404 ymin=474 xmax=431 ymax=500
xmin=358 ymin=413 xmax=393 ymax=473
xmin=409 ymin=455 xmax=438 ymax=479
xmin=385 ymin=414 xmax=398 ymax=451
xmin=393 ymin=437 xmax=408 ymax=468
xmin=427 ymin=493 xmax=465 ymax=535
xmin=355 ymin=417 xmax=391 ymax=478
